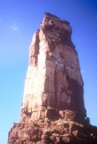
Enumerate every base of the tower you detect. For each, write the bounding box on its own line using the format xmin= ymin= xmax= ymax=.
xmin=8 ymin=118 xmax=97 ymax=144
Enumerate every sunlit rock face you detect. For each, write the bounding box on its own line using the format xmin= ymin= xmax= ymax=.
xmin=8 ymin=13 xmax=97 ymax=144
xmin=21 ymin=12 xmax=86 ymax=123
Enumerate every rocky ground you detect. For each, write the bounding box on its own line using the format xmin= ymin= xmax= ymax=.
xmin=8 ymin=118 xmax=97 ymax=144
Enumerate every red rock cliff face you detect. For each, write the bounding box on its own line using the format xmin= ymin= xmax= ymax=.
xmin=8 ymin=13 xmax=97 ymax=144
xmin=21 ymin=12 xmax=86 ymax=123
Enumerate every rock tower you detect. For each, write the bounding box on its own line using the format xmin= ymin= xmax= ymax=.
xmin=8 ymin=13 xmax=97 ymax=144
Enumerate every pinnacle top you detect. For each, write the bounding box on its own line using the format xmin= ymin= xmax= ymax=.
xmin=41 ymin=12 xmax=72 ymax=34
xmin=45 ymin=12 xmax=70 ymax=25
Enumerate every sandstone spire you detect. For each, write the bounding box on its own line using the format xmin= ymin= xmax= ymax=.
xmin=8 ymin=13 xmax=97 ymax=144
xmin=21 ymin=12 xmax=86 ymax=123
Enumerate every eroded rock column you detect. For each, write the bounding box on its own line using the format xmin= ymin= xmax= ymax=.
xmin=21 ymin=12 xmax=86 ymax=123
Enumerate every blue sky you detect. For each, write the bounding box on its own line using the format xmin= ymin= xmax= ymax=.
xmin=0 ymin=0 xmax=97 ymax=143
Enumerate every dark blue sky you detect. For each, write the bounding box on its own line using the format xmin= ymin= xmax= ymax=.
xmin=0 ymin=0 xmax=97 ymax=143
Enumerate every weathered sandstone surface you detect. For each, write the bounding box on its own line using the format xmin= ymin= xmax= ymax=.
xmin=8 ymin=13 xmax=97 ymax=144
